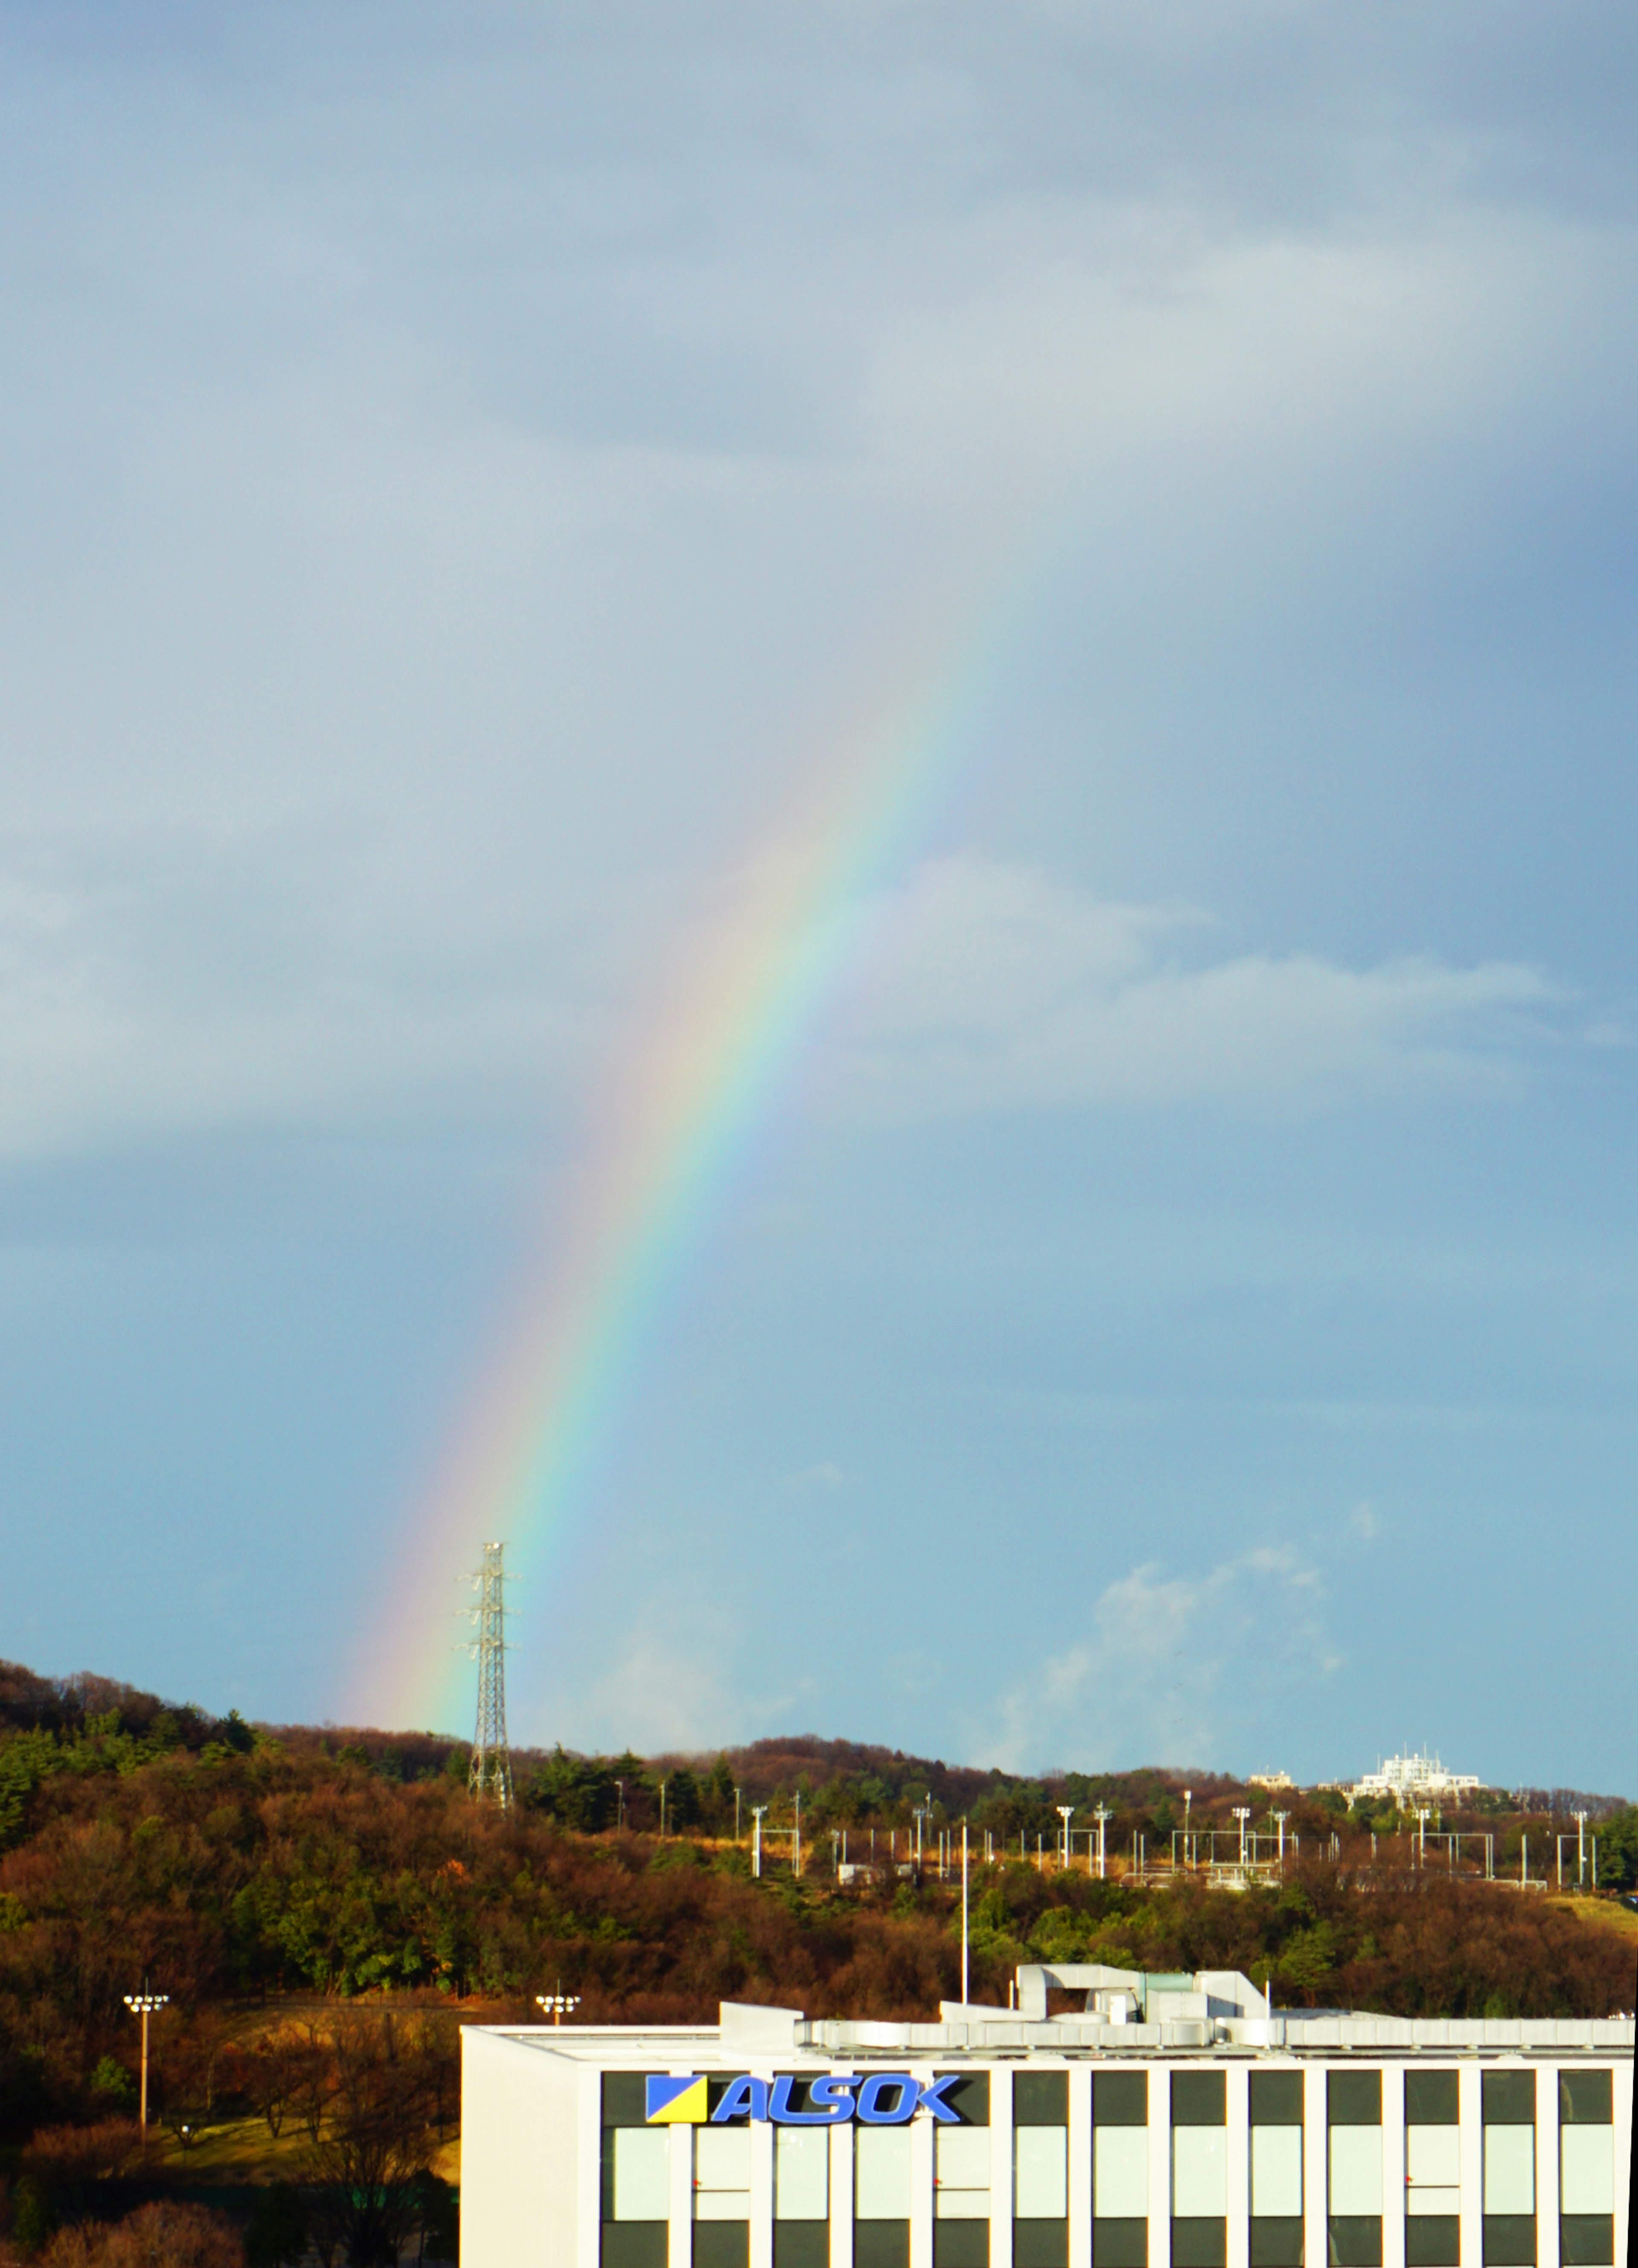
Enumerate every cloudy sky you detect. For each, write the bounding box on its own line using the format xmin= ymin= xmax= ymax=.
xmin=2 ymin=2 xmax=1635 ymax=1788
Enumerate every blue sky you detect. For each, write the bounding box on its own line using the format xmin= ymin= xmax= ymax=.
xmin=1 ymin=3 xmax=1635 ymax=1788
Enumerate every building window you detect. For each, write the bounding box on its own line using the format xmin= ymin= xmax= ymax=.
xmin=1481 ymin=2072 xmax=1535 ymax=2268
xmin=1557 ymin=2070 xmax=1613 ymax=2268
xmin=1171 ymin=2070 xmax=1226 ymax=2268
xmin=694 ymin=2126 xmax=751 ymax=2268
xmin=1014 ymin=2069 xmax=1068 ymax=2268
xmin=935 ymin=2072 xmax=991 ymax=2268
xmin=1249 ymin=2070 xmax=1303 ymax=2268
xmin=1327 ymin=2069 xmax=1382 ymax=2268
xmin=774 ymin=2127 xmax=829 ymax=2268
xmin=1093 ymin=2070 xmax=1147 ymax=2268
xmin=856 ymin=2123 xmax=912 ymax=2268
xmin=1403 ymin=2069 xmax=1460 ymax=2268
xmin=601 ymin=2075 xmax=670 ymax=2268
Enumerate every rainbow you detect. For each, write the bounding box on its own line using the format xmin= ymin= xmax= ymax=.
xmin=352 ymin=605 xmax=1024 ymax=1735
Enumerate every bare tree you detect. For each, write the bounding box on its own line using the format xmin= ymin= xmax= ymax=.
xmin=303 ymin=2012 xmax=433 ymax=2267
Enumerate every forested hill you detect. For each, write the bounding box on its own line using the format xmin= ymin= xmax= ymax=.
xmin=2 ymin=1655 xmax=1635 ymax=2147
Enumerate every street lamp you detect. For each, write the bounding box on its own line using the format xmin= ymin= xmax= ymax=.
xmin=752 ymin=1806 xmax=767 ymax=1878
xmin=1056 ymin=1805 xmax=1074 ymax=1871
xmin=536 ymin=1990 xmax=581 ymax=2026
xmin=122 ymin=1985 xmax=168 ymax=2136
xmin=1093 ymin=1804 xmax=1112 ymax=1881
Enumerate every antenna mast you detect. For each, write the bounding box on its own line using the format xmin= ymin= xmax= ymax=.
xmin=465 ymin=1540 xmax=513 ymax=1807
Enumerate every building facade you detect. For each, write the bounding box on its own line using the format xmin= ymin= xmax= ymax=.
xmin=1348 ymin=1756 xmax=1484 ymax=1811
xmin=459 ymin=1966 xmax=1631 ymax=2268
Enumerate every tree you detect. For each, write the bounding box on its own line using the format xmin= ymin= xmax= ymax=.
xmin=412 ymin=2170 xmax=459 ymax=2263
xmin=665 ymin=1769 xmax=701 ymax=1832
xmin=1594 ymin=1805 xmax=1638 ymax=1890
xmin=304 ymin=2013 xmax=434 ymax=2266
xmin=12 ymin=2175 xmax=55 ymax=2258
xmin=244 ymin=2184 xmax=307 ymax=2268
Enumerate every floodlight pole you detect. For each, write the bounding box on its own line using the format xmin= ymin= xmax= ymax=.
xmin=1273 ymin=1811 xmax=1289 ymax=1865
xmin=122 ymin=1985 xmax=168 ymax=2137
xmin=752 ymin=1806 xmax=767 ymax=1878
xmin=1094 ymin=1805 xmax=1112 ymax=1881
xmin=1574 ymin=1810 xmax=1588 ymax=1888
xmin=961 ymin=1819 xmax=970 ymax=2006
xmin=1056 ymin=1805 xmax=1074 ymax=1872
xmin=1233 ymin=1807 xmax=1251 ymax=1870
xmin=735 ymin=1787 xmax=742 ymax=1844
xmin=616 ymin=1780 xmax=624 ymax=1832
xmin=1183 ymin=1789 xmax=1192 ymax=1869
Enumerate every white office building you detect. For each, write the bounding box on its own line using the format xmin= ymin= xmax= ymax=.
xmin=459 ymin=1963 xmax=1630 ymax=2268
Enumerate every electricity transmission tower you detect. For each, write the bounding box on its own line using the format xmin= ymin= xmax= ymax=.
xmin=464 ymin=1540 xmax=513 ymax=1807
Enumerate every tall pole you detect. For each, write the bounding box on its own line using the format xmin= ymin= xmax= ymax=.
xmin=1183 ymin=1789 xmax=1192 ymax=1868
xmin=1574 ymin=1810 xmax=1588 ymax=1887
xmin=961 ymin=1820 xmax=970 ymax=2006
xmin=465 ymin=1541 xmax=514 ymax=1807
xmin=1094 ymin=1805 xmax=1111 ymax=1880
xmin=794 ymin=1792 xmax=801 ymax=1877
xmin=123 ymin=1987 xmax=168 ymax=2140
xmin=752 ymin=1806 xmax=766 ymax=1878
xmin=1057 ymin=1805 xmax=1074 ymax=1871
xmin=735 ymin=1787 xmax=741 ymax=1844
xmin=1233 ymin=1806 xmax=1251 ymax=1870
xmin=659 ymin=1780 xmax=667 ymax=1838
xmin=1274 ymin=1811 xmax=1289 ymax=1864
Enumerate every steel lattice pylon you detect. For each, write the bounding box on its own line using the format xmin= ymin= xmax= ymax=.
xmin=465 ymin=1540 xmax=514 ymax=1807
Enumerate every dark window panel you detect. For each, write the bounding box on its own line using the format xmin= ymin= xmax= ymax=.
xmin=604 ymin=2073 xmax=654 ymax=2128
xmin=1014 ymin=2073 xmax=1069 ymax=2127
xmin=937 ymin=2072 xmax=991 ymax=2126
xmin=935 ymin=2223 xmax=990 ymax=2268
xmin=1171 ymin=2073 xmax=1227 ymax=2127
xmin=603 ymin=2230 xmax=668 ymax=2268
xmin=1328 ymin=2073 xmax=1382 ymax=2128
xmin=1327 ymin=2218 xmax=1383 ymax=2267
xmin=1172 ymin=2218 xmax=1227 ymax=2268
xmin=1405 ymin=2217 xmax=1459 ymax=2267
xmin=1014 ymin=2219 xmax=1068 ymax=2268
xmin=856 ymin=2223 xmax=910 ymax=2268
xmin=1092 ymin=2218 xmax=1148 ymax=2266
xmin=694 ymin=2227 xmax=748 ymax=2268
xmin=1558 ymin=2215 xmax=1614 ymax=2266
xmin=1250 ymin=2073 xmax=1303 ymax=2128
xmin=1249 ymin=2217 xmax=1304 ymax=2266
xmin=1557 ymin=2072 xmax=1612 ymax=2126
xmin=1480 ymin=2216 xmax=1536 ymax=2266
xmin=1481 ymin=2074 xmax=1534 ymax=2127
xmin=1405 ymin=2072 xmax=1460 ymax=2127
xmin=1094 ymin=2072 xmax=1148 ymax=2127
xmin=775 ymin=2229 xmax=828 ymax=2268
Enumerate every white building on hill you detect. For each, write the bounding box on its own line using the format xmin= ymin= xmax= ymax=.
xmin=1348 ymin=1752 xmax=1484 ymax=1811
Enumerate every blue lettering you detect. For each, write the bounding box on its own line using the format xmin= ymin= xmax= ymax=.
xmin=711 ymin=2076 xmax=770 ymax=2123
xmin=915 ymin=2075 xmax=962 ymax=2125
xmin=855 ymin=2073 xmax=918 ymax=2125
xmin=771 ymin=2073 xmax=859 ymax=2124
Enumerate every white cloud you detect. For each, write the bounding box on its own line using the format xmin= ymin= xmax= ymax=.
xmin=827 ymin=855 xmax=1564 ymax=1119
xmin=986 ymin=1543 xmax=1340 ymax=1773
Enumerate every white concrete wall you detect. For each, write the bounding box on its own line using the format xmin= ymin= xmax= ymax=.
xmin=460 ymin=2030 xmax=582 ymax=2268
